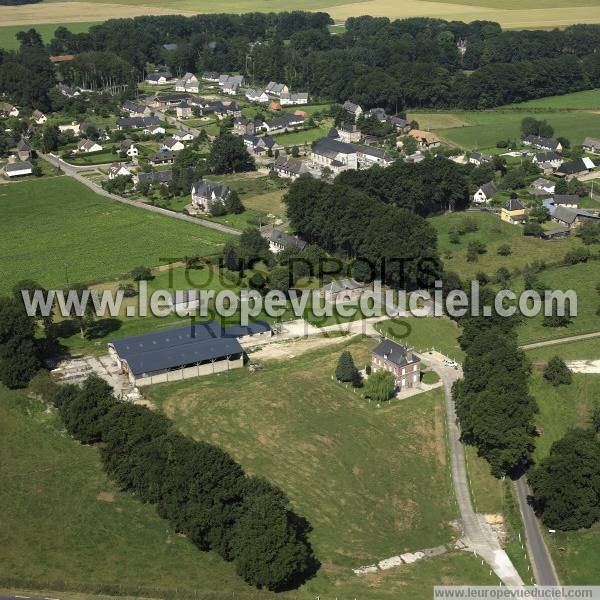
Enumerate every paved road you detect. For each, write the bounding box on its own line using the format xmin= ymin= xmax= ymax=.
xmin=426 ymin=353 xmax=524 ymax=587
xmin=521 ymin=330 xmax=600 ymax=351
xmin=41 ymin=153 xmax=242 ymax=237
xmin=514 ymin=476 xmax=559 ymax=585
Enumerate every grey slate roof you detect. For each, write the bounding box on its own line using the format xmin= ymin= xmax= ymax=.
xmin=523 ymin=135 xmax=561 ymax=151
xmin=260 ymin=225 xmax=306 ymax=250
xmin=191 ymin=179 xmax=229 ymax=200
xmin=555 ymin=158 xmax=596 ymax=176
xmin=312 ymin=138 xmax=357 ymax=158
xmin=504 ymin=198 xmax=524 ymax=211
xmin=478 ymin=181 xmax=497 ymax=198
xmin=372 ymin=339 xmax=419 ymax=367
xmin=552 ymin=194 xmax=580 ymax=206
xmin=5 ymin=161 xmax=33 ymax=173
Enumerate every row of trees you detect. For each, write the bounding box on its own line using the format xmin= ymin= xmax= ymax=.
xmin=453 ymin=309 xmax=538 ymax=477
xmin=43 ymin=375 xmax=317 ymax=590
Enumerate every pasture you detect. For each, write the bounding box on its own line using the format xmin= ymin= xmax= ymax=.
xmin=429 ymin=110 xmax=600 ymax=149
xmin=504 ymin=89 xmax=600 ymax=110
xmin=430 ymin=211 xmax=583 ymax=280
xmin=0 ymin=177 xmax=230 ymax=294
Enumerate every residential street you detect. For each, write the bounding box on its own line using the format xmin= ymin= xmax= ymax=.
xmin=41 ymin=153 xmax=242 ymax=236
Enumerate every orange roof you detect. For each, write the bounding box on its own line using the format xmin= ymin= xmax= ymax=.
xmin=408 ymin=129 xmax=440 ymax=144
xmin=294 ymin=109 xmax=308 ymax=118
xmin=50 ymin=54 xmax=75 ymax=63
xmin=269 ymin=100 xmax=281 ymax=111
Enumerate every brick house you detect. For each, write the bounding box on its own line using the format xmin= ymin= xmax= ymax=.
xmin=371 ymin=339 xmax=420 ymax=389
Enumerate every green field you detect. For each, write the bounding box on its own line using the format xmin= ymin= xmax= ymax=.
xmin=0 ymin=177 xmax=230 ymax=294
xmin=0 ymin=22 xmax=98 ymax=51
xmin=0 ymin=340 xmax=499 ymax=599
xmin=517 ymin=261 xmax=600 ymax=345
xmin=525 ymin=336 xmax=600 ymax=362
xmin=430 ymin=211 xmax=583 ymax=280
xmin=415 ymin=109 xmax=600 ymax=150
xmin=504 ymin=89 xmax=600 ymax=110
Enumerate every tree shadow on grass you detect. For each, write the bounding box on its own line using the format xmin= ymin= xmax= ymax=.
xmin=86 ymin=318 xmax=122 ymax=340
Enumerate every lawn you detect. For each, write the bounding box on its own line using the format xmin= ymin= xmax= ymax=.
xmin=273 ymin=124 xmax=332 ymax=147
xmin=430 ymin=211 xmax=583 ymax=280
xmin=0 ymin=177 xmax=230 ymax=294
xmin=375 ymin=317 xmax=465 ymax=363
xmin=0 ymin=21 xmax=98 ymax=50
xmin=430 ymin=110 xmax=600 ymax=150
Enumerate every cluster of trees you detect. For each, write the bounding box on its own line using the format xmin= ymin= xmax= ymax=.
xmin=530 ymin=428 xmax=600 ymax=530
xmin=208 ymin=132 xmax=255 ymax=174
xmin=335 ymin=156 xmax=471 ymax=215
xmin=283 ymin=176 xmax=440 ymax=289
xmin=44 ymin=374 xmax=317 ymax=590
xmin=453 ymin=309 xmax=538 ymax=477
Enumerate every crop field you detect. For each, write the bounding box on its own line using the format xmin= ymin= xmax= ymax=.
xmin=0 ymin=21 xmax=98 ymax=50
xmin=0 ymin=177 xmax=230 ymax=294
xmin=430 ymin=211 xmax=583 ymax=280
xmin=1 ymin=0 xmax=599 ymax=29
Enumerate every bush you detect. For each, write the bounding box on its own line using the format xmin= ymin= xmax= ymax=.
xmin=543 ymin=356 xmax=572 ymax=386
xmin=118 ymin=282 xmax=137 ymax=297
xmin=564 ymin=247 xmax=591 ymax=265
xmin=523 ymin=222 xmax=543 ymax=237
xmin=364 ymin=370 xmax=396 ymax=403
xmin=335 ymin=350 xmax=359 ymax=384
xmin=130 ymin=266 xmax=153 ymax=281
xmin=497 ymin=244 xmax=511 ymax=256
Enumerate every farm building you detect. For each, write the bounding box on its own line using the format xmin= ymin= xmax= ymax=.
xmin=371 ymin=339 xmax=420 ymax=390
xmin=4 ymin=161 xmax=33 ymax=178
xmin=109 ymin=321 xmax=272 ymax=386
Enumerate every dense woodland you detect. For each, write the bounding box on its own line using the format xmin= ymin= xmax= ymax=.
xmin=3 ymin=13 xmax=600 ymax=111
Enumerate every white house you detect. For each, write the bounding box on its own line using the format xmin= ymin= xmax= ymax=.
xmin=76 ymin=139 xmax=103 ymax=153
xmin=342 ymin=100 xmax=363 ymax=121
xmin=245 ymin=89 xmax=269 ymax=103
xmin=32 ymin=110 xmax=47 ymax=124
xmin=280 ymin=92 xmax=309 ymax=106
xmin=107 ymin=163 xmax=132 ymax=179
xmin=146 ymin=72 xmax=170 ymax=85
xmin=161 ymin=137 xmax=185 ymax=152
xmin=175 ymin=73 xmax=199 ymax=93
xmin=120 ymin=139 xmax=138 ymax=158
xmin=175 ymin=102 xmax=192 ymax=119
xmin=583 ymin=137 xmax=600 ymax=153
xmin=355 ymin=145 xmax=394 ymax=168
xmin=2 ymin=103 xmax=19 ymax=117
xmin=145 ymin=124 xmax=166 ymax=135
xmin=473 ymin=181 xmax=497 ymax=204
xmin=173 ymin=130 xmax=195 ymax=142
xmin=265 ymin=81 xmax=289 ymax=96
xmin=260 ymin=225 xmax=306 ymax=254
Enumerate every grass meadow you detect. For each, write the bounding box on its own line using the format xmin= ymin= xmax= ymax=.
xmin=0 ymin=177 xmax=230 ymax=294
xmin=430 ymin=211 xmax=583 ymax=280
xmin=0 ymin=339 xmax=499 ymax=599
xmin=424 ymin=109 xmax=600 ymax=150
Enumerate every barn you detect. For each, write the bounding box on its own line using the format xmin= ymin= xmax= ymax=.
xmin=109 ymin=321 xmax=271 ymax=386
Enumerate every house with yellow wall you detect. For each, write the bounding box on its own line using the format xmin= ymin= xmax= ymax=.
xmin=500 ymin=198 xmax=526 ymax=224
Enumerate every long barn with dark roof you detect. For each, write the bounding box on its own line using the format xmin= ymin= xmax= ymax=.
xmin=109 ymin=321 xmax=271 ymax=386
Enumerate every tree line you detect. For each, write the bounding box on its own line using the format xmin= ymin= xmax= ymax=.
xmin=34 ymin=373 xmax=317 ymax=590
